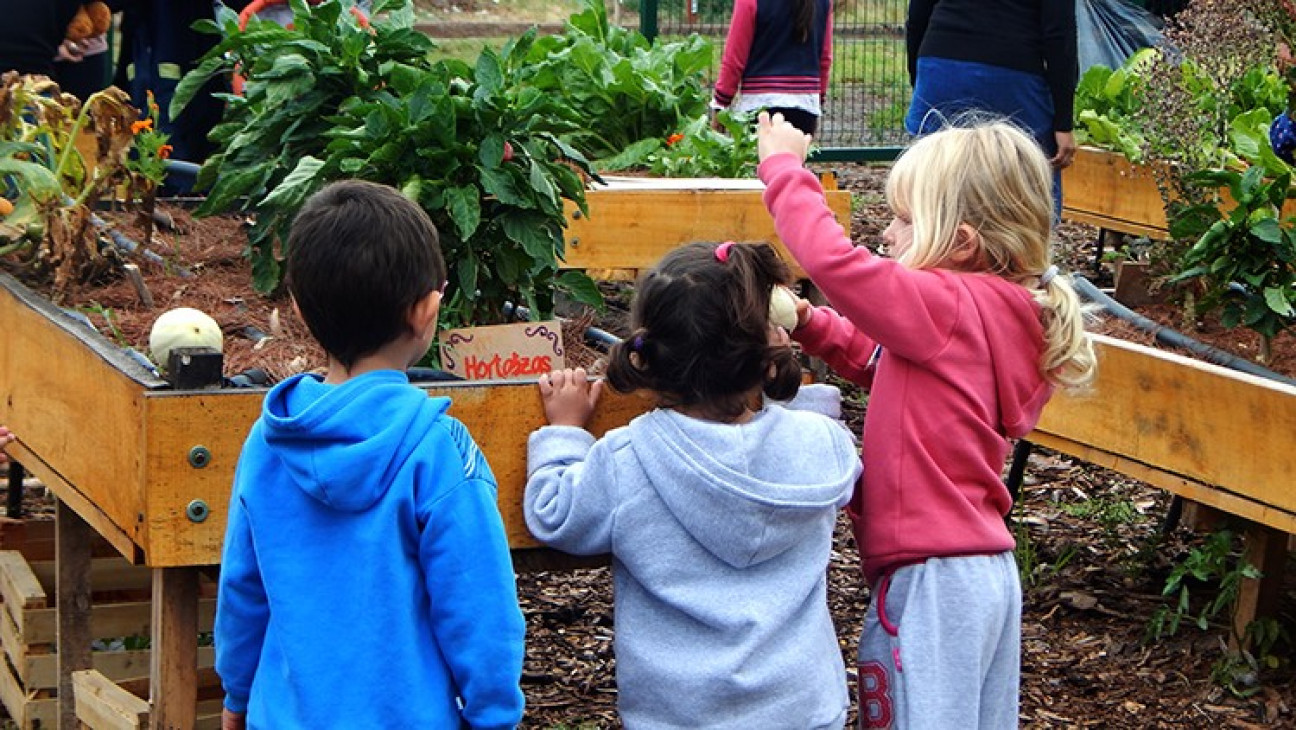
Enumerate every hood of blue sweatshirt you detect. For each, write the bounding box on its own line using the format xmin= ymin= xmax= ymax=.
xmin=626 ymin=406 xmax=859 ymax=569
xmin=259 ymin=370 xmax=452 ymax=512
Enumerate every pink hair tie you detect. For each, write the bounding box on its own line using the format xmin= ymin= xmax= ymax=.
xmin=715 ymin=241 xmax=735 ymax=263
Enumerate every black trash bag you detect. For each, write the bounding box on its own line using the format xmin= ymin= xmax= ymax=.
xmin=1077 ymin=0 xmax=1165 ymax=73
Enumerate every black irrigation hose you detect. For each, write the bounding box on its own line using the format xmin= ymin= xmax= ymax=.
xmin=1071 ymin=274 xmax=1296 ymax=387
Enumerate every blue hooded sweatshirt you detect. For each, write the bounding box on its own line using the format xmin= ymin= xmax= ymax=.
xmin=216 ymin=370 xmax=525 ymax=729
xmin=526 ymin=398 xmax=862 ymax=729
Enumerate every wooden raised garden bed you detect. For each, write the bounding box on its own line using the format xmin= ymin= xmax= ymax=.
xmin=1062 ymin=146 xmax=1296 ymax=239
xmin=0 ymin=177 xmax=852 ymax=729
xmin=1030 ymin=333 xmax=1295 ymax=637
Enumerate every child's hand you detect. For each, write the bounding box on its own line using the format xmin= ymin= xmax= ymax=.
xmin=538 ymin=368 xmax=603 ymax=428
xmin=757 ymin=111 xmax=812 ymax=164
xmin=0 ymin=426 xmax=14 ymax=465
xmin=795 ymin=297 xmax=813 ymax=329
xmin=221 ymin=708 xmax=246 ymax=730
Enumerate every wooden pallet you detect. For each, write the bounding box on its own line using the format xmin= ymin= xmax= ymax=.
xmin=0 ymin=546 xmax=215 ymax=729
xmin=74 ymin=668 xmax=224 ymax=730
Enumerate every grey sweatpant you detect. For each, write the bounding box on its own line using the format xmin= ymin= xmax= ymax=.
xmin=856 ymin=552 xmax=1021 ymax=729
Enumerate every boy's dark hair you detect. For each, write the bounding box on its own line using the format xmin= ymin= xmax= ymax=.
xmin=287 ymin=180 xmax=446 ymax=370
xmin=605 ymin=241 xmax=802 ymax=418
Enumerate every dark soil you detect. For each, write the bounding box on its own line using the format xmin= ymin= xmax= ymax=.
xmin=2 ymin=164 xmax=1294 ymax=729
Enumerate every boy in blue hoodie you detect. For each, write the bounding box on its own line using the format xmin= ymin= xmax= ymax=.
xmin=215 ymin=180 xmax=525 ymax=729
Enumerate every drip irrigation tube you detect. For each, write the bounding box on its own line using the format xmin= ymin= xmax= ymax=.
xmin=504 ymin=302 xmax=623 ymax=351
xmin=1072 ymin=274 xmax=1296 ymax=387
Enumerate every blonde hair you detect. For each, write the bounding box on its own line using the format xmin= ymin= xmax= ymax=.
xmin=885 ymin=119 xmax=1097 ymax=390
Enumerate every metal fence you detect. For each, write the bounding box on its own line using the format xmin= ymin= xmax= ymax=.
xmin=641 ymin=0 xmax=909 ymax=159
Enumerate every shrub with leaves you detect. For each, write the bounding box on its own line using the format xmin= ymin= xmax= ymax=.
xmin=517 ymin=0 xmax=715 ymax=164
xmin=173 ymin=0 xmax=602 ymax=327
xmin=1169 ymin=166 xmax=1296 ymax=364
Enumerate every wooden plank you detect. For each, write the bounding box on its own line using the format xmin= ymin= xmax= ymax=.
xmin=29 ymin=556 xmax=157 ymax=598
xmin=57 ymin=499 xmax=94 ymax=730
xmin=26 ymin=646 xmax=216 ymax=695
xmin=20 ymin=597 xmax=216 ymax=651
xmin=136 ymin=380 xmax=653 ymax=565
xmin=150 ymin=567 xmax=199 ymax=730
xmin=431 ymin=382 xmax=655 ymax=551
xmin=1061 ymin=147 xmax=1169 ymax=238
xmin=3 ymin=443 xmax=140 ymax=563
xmin=1032 ymin=334 xmax=1296 ymax=527
xmin=564 ymin=184 xmax=854 ymax=278
xmin=73 ymin=669 xmax=150 ymax=730
xmin=0 ymin=645 xmax=55 ymax=730
xmin=0 ymin=274 xmax=157 ymax=559
xmin=139 ymin=390 xmax=262 ymax=568
xmin=0 ymin=518 xmax=121 ymax=563
xmin=1062 ymin=146 xmax=1296 ymax=239
xmin=0 ymin=550 xmax=47 ymax=611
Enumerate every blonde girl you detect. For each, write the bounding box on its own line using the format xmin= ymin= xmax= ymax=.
xmin=756 ymin=112 xmax=1095 ymax=729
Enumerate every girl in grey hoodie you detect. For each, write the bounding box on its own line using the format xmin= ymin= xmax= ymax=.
xmin=526 ymin=241 xmax=863 ymax=729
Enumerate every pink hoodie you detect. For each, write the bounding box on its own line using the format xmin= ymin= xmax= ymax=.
xmin=759 ymin=153 xmax=1053 ymax=584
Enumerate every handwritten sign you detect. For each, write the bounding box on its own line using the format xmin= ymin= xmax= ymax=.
xmin=439 ymin=321 xmax=565 ymax=381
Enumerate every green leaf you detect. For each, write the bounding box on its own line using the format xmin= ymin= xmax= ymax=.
xmin=556 ymin=270 xmax=605 ymax=310
xmin=260 ymin=156 xmax=326 ymax=209
xmin=445 ymin=185 xmax=481 ymax=239
xmin=0 ymin=159 xmax=62 ymax=202
xmin=170 ymin=54 xmax=232 ymax=119
xmin=1263 ymin=287 xmax=1295 ymax=317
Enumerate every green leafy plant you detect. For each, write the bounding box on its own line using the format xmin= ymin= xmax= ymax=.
xmin=172 ymin=0 xmax=603 ymax=327
xmin=1168 ymin=165 xmax=1296 ymax=363
xmin=598 ymin=109 xmax=759 ymax=178
xmin=1060 ymin=496 xmax=1139 ymax=546
xmin=516 ymin=0 xmax=714 ymax=164
xmin=1147 ymin=529 xmax=1261 ymax=642
xmin=122 ymin=91 xmax=173 ymax=249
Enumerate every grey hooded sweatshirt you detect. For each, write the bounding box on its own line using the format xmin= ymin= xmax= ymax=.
xmin=526 ymin=401 xmax=862 ymax=729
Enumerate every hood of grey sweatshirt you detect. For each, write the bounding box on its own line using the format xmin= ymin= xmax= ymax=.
xmin=627 ymin=407 xmax=859 ymax=568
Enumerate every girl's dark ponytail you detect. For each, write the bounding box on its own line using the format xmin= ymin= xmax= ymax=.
xmin=795 ymin=0 xmax=815 ymax=43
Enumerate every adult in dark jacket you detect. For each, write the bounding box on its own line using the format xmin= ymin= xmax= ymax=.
xmin=905 ymin=0 xmax=1078 ymax=209
xmin=0 ymin=1 xmax=83 ymax=78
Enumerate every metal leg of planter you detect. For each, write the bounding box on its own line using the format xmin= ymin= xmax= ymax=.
xmin=6 ymin=461 xmax=23 ymax=518
xmin=151 ymin=566 xmax=200 ymax=730
xmin=56 ymin=499 xmax=93 ymax=730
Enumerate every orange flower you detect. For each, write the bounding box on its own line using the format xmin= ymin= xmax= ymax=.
xmin=158 ymin=144 xmax=173 ymax=160
xmin=666 ymin=133 xmax=684 ymax=147
xmin=131 ymin=119 xmax=153 ymax=134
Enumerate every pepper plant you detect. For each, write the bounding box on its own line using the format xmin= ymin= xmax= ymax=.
xmin=1169 ymin=165 xmax=1296 ymax=364
xmin=172 ymin=0 xmax=602 ymax=327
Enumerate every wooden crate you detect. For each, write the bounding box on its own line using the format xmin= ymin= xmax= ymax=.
xmin=0 ymin=548 xmax=216 ymax=729
xmin=74 ymin=668 xmax=224 ymax=730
